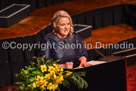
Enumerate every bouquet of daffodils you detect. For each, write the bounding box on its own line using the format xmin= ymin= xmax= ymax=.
xmin=16 ymin=56 xmax=88 ymax=91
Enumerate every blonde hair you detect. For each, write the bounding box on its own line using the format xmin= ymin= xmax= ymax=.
xmin=52 ymin=10 xmax=74 ymax=33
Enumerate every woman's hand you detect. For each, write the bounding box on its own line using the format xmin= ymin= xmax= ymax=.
xmin=65 ymin=62 xmax=73 ymax=69
xmin=59 ymin=62 xmax=73 ymax=69
xmin=59 ymin=64 xmax=66 ymax=68
xmin=78 ymin=56 xmax=91 ymax=68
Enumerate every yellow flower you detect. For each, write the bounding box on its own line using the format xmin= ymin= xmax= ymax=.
xmin=66 ymin=71 xmax=73 ymax=76
xmin=41 ymin=80 xmax=48 ymax=86
xmin=60 ymin=67 xmax=63 ymax=72
xmin=59 ymin=73 xmax=62 ymax=77
xmin=48 ymin=66 xmax=55 ymax=73
xmin=47 ymin=83 xmax=58 ymax=90
xmin=36 ymin=81 xmax=40 ymax=87
xmin=52 ymin=83 xmax=58 ymax=90
xmin=53 ymin=64 xmax=58 ymax=68
xmin=27 ymin=84 xmax=31 ymax=88
xmin=55 ymin=69 xmax=59 ymax=73
xmin=45 ymin=73 xmax=51 ymax=79
xmin=47 ymin=82 xmax=53 ymax=90
xmin=54 ymin=74 xmax=58 ymax=80
xmin=40 ymin=85 xmax=46 ymax=90
xmin=40 ymin=65 xmax=47 ymax=72
xmin=53 ymin=64 xmax=60 ymax=73
xmin=59 ymin=75 xmax=64 ymax=82
xmin=56 ymin=74 xmax=64 ymax=83
xmin=32 ymin=82 xmax=36 ymax=88
xmin=53 ymin=74 xmax=59 ymax=83
xmin=35 ymin=75 xmax=44 ymax=81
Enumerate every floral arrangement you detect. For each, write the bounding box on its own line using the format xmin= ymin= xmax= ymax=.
xmin=16 ymin=56 xmax=88 ymax=91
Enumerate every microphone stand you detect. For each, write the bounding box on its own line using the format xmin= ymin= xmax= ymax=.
xmin=94 ymin=48 xmax=122 ymax=61
xmin=94 ymin=48 xmax=107 ymax=58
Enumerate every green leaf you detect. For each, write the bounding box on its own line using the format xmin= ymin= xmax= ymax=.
xmin=56 ymin=59 xmax=60 ymax=62
xmin=33 ymin=88 xmax=40 ymax=91
xmin=37 ymin=59 xmax=41 ymax=64
xmin=70 ymin=73 xmax=88 ymax=89
xmin=32 ymin=70 xmax=42 ymax=76
xmin=22 ymin=70 xmax=29 ymax=75
xmin=28 ymin=66 xmax=36 ymax=71
xmin=84 ymin=80 xmax=88 ymax=89
xmin=57 ymin=87 xmax=60 ymax=91
xmin=70 ymin=76 xmax=78 ymax=85
xmin=75 ymin=72 xmax=86 ymax=77
xmin=19 ymin=86 xmax=24 ymax=91
xmin=77 ymin=79 xmax=83 ymax=89
xmin=15 ymin=74 xmax=19 ymax=77
xmin=25 ymin=87 xmax=30 ymax=91
xmin=77 ymin=75 xmax=88 ymax=89
xmin=62 ymin=79 xmax=70 ymax=88
xmin=30 ymin=61 xmax=36 ymax=65
xmin=41 ymin=55 xmax=45 ymax=62
xmin=15 ymin=82 xmax=24 ymax=85
xmin=28 ymin=77 xmax=35 ymax=83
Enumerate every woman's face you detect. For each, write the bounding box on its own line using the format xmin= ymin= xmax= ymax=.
xmin=55 ymin=17 xmax=71 ymax=38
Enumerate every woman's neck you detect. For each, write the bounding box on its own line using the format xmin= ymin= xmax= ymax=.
xmin=57 ymin=33 xmax=67 ymax=39
xmin=53 ymin=31 xmax=67 ymax=39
